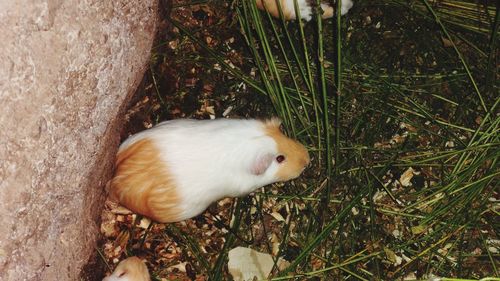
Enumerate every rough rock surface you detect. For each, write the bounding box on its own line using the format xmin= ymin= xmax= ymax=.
xmin=0 ymin=0 xmax=158 ymax=280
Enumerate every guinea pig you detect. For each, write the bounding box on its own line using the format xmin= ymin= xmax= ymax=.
xmin=102 ymin=256 xmax=150 ymax=281
xmin=255 ymin=0 xmax=354 ymax=21
xmin=108 ymin=118 xmax=310 ymax=223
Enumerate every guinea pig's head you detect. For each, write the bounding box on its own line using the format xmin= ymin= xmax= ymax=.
xmin=252 ymin=118 xmax=310 ymax=182
xmin=102 ymin=257 xmax=150 ymax=281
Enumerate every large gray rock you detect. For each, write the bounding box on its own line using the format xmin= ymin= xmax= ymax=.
xmin=0 ymin=0 xmax=158 ymax=280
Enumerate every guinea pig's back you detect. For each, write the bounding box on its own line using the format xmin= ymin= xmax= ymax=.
xmin=150 ymin=119 xmax=270 ymax=204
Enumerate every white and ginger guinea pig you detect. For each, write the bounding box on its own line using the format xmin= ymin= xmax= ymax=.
xmin=256 ymin=0 xmax=354 ymax=21
xmin=102 ymin=256 xmax=150 ymax=281
xmin=108 ymin=118 xmax=310 ymax=223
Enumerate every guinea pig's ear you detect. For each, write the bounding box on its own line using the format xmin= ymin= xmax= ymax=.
xmin=250 ymin=153 xmax=274 ymax=175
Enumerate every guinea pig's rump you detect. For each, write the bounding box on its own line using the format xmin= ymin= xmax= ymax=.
xmin=110 ymin=138 xmax=183 ymax=223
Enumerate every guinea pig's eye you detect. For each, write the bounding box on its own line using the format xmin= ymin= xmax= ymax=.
xmin=276 ymin=155 xmax=286 ymax=163
xmin=118 ymin=271 xmax=127 ymax=277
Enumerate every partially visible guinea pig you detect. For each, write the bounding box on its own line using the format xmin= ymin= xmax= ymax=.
xmin=103 ymin=256 xmax=150 ymax=281
xmin=108 ymin=118 xmax=310 ymax=223
xmin=255 ymin=0 xmax=354 ymax=21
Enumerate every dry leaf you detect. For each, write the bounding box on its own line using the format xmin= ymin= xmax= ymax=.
xmin=400 ymin=167 xmax=415 ymax=187
xmin=228 ymin=247 xmax=288 ymax=281
xmin=441 ymin=37 xmax=453 ymax=47
xmin=411 ymin=225 xmax=426 ymax=235
xmin=270 ymin=212 xmax=285 ymax=222
xmin=137 ymin=217 xmax=152 ymax=229
xmin=167 ymin=262 xmax=187 ymax=272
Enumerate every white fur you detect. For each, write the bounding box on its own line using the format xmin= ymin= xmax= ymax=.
xmin=284 ymin=0 xmax=313 ymax=21
xmin=119 ymin=119 xmax=281 ymax=220
xmin=339 ymin=0 xmax=354 ymax=15
xmin=102 ymin=259 xmax=149 ymax=281
xmin=284 ymin=0 xmax=354 ymax=21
